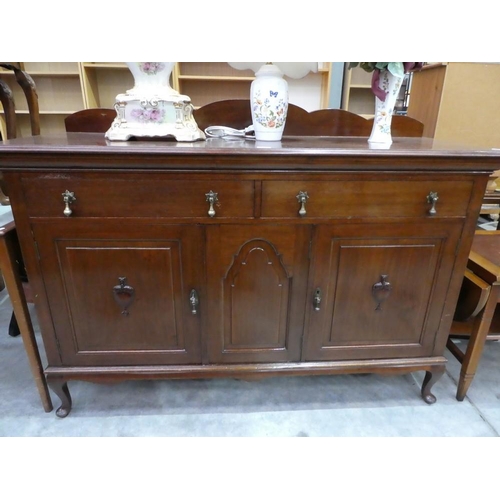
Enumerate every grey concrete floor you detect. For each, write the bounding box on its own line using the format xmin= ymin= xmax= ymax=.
xmin=0 ymin=286 xmax=499 ymax=437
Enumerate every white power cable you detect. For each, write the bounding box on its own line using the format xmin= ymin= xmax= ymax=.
xmin=204 ymin=125 xmax=255 ymax=140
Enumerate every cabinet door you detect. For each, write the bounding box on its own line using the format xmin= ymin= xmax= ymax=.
xmin=206 ymin=225 xmax=310 ymax=363
xmin=303 ymin=221 xmax=462 ymax=361
xmin=32 ymin=222 xmax=204 ymax=366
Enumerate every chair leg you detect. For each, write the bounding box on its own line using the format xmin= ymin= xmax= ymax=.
xmin=8 ymin=311 xmax=20 ymax=337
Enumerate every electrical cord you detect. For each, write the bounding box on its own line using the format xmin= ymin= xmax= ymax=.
xmin=204 ymin=125 xmax=255 ymax=140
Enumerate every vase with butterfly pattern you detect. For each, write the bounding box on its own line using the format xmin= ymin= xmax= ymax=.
xmin=250 ymin=63 xmax=289 ymax=141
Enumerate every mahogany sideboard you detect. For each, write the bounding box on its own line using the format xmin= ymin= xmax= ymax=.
xmin=0 ymin=133 xmax=498 ymax=417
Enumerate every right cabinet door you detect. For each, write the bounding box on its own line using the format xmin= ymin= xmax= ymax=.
xmin=303 ymin=221 xmax=463 ymax=361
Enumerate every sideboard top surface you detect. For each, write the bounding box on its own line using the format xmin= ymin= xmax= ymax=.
xmin=1 ymin=133 xmax=499 ymax=172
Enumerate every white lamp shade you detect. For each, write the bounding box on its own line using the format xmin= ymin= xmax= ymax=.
xmin=228 ymin=62 xmax=318 ymax=79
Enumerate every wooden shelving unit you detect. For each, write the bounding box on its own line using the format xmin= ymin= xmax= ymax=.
xmin=173 ymin=62 xmax=254 ymax=108
xmin=0 ymin=62 xmax=84 ymax=138
xmin=1 ymin=62 xmax=333 ymax=138
xmin=341 ymin=64 xmax=375 ymax=118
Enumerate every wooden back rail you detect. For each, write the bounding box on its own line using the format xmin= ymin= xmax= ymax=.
xmin=64 ymin=100 xmax=424 ymax=138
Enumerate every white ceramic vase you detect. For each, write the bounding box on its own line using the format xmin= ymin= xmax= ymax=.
xmin=250 ymin=63 xmax=288 ymax=141
xmin=368 ymin=69 xmax=403 ymax=146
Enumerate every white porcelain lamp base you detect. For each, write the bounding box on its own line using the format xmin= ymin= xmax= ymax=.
xmin=105 ymin=93 xmax=205 ymax=142
xmin=105 ymin=62 xmax=205 ymax=142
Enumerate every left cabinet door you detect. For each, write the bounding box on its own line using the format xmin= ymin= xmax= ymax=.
xmin=32 ymin=221 xmax=204 ymax=366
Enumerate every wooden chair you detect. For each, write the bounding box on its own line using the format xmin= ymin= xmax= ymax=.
xmin=448 ymin=230 xmax=500 ymax=400
xmin=64 ymin=108 xmax=116 ymax=133
xmin=0 ymin=63 xmax=40 ymax=140
xmin=0 ymin=209 xmax=52 ymax=411
xmin=0 ymin=64 xmax=40 ymax=338
xmin=193 ymin=99 xmax=424 ymax=138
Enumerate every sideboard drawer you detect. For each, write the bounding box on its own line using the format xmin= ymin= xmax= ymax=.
xmin=21 ymin=175 xmax=255 ymax=218
xmin=261 ymin=180 xmax=473 ymax=219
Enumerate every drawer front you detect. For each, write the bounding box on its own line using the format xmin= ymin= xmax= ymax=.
xmin=261 ymin=180 xmax=473 ymax=219
xmin=21 ymin=174 xmax=255 ymax=218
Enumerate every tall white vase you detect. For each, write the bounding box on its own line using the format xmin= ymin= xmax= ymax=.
xmin=250 ymin=63 xmax=288 ymax=141
xmin=368 ymin=69 xmax=403 ymax=145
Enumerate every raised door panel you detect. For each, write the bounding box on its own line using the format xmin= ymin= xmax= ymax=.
xmin=32 ymin=222 xmax=204 ymax=366
xmin=206 ymin=225 xmax=310 ymax=363
xmin=303 ymin=221 xmax=463 ymax=361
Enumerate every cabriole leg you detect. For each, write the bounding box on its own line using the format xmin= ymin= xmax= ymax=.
xmin=47 ymin=377 xmax=72 ymax=418
xmin=421 ymin=366 xmax=445 ymax=404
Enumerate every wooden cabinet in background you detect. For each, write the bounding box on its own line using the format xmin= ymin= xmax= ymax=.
xmin=407 ymin=62 xmax=500 ymax=148
xmin=0 ymin=135 xmax=497 ymax=417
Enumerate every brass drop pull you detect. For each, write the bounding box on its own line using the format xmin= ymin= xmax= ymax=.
xmin=313 ymin=288 xmax=322 ymax=311
xmin=296 ymin=191 xmax=309 ymax=217
xmin=113 ymin=277 xmax=135 ymax=316
xmin=62 ymin=190 xmax=76 ymax=216
xmin=205 ymin=190 xmax=218 ymax=217
xmin=372 ymin=275 xmax=392 ymax=311
xmin=189 ymin=289 xmax=199 ymax=315
xmin=427 ymin=191 xmax=438 ymax=215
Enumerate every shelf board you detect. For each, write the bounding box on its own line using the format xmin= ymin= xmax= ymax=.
xmin=178 ymin=75 xmax=254 ymax=82
xmin=350 ymin=84 xmax=372 ymax=89
xmin=0 ymin=70 xmax=79 ymax=77
xmin=82 ymin=63 xmax=128 ymax=69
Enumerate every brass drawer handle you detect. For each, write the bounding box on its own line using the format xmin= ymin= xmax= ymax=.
xmin=313 ymin=288 xmax=322 ymax=311
xmin=205 ymin=190 xmax=218 ymax=217
xmin=190 ymin=289 xmax=199 ymax=315
xmin=427 ymin=191 xmax=438 ymax=215
xmin=296 ymin=191 xmax=309 ymax=217
xmin=62 ymin=190 xmax=76 ymax=216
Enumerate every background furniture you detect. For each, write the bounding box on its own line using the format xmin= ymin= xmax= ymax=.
xmin=0 ymin=207 xmax=52 ymax=412
xmin=64 ymin=108 xmax=116 ymax=133
xmin=407 ymin=62 xmax=500 ymax=149
xmin=0 ymin=133 xmax=496 ymax=417
xmin=449 ymin=230 xmax=500 ymax=400
xmin=0 ymin=64 xmax=39 ymax=338
xmin=194 ymin=100 xmax=424 ymax=138
xmin=0 ymin=63 xmax=40 ymax=140
xmin=341 ymin=64 xmax=414 ymax=118
xmin=62 ymin=102 xmax=424 ymax=139
xmin=0 ymin=62 xmax=81 ymax=139
xmin=1 ymin=62 xmax=333 ymax=138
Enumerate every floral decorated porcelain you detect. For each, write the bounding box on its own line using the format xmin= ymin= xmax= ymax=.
xmin=250 ymin=63 xmax=289 ymax=141
xmin=105 ymin=62 xmax=205 ymax=142
xmin=368 ymin=69 xmax=403 ymax=145
xmin=228 ymin=62 xmax=318 ymax=142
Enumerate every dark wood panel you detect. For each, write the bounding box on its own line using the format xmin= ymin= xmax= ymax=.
xmin=303 ymin=221 xmax=463 ymax=361
xmin=21 ymin=174 xmax=255 ymax=218
xmin=206 ymin=224 xmax=310 ymax=363
xmin=32 ymin=221 xmax=204 ymax=365
xmin=261 ymin=179 xmax=473 ymax=218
